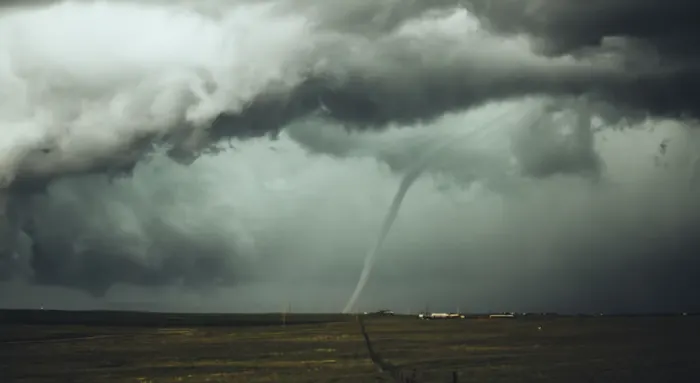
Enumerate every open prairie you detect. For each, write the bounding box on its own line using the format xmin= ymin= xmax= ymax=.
xmin=1 ymin=311 xmax=698 ymax=382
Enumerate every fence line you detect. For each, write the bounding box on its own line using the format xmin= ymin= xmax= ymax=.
xmin=356 ymin=316 xmax=459 ymax=383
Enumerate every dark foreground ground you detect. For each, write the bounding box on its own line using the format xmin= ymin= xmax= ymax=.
xmin=1 ymin=310 xmax=699 ymax=382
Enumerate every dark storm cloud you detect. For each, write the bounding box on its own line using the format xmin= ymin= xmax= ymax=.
xmin=464 ymin=0 xmax=700 ymax=120
xmin=209 ymin=40 xmax=626 ymax=150
xmin=3 ymin=175 xmax=249 ymax=296
xmin=26 ymin=226 xmax=241 ymax=297
xmin=3 ymin=1 xmax=699 ymax=136
xmin=2 ymin=0 xmax=699 ymax=310
xmin=209 ymin=0 xmax=700 ymax=132
xmin=2 ymin=0 xmax=691 ymax=192
xmin=463 ymin=0 xmax=700 ymax=57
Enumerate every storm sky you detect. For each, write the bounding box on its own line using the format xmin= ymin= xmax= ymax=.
xmin=0 ymin=0 xmax=699 ymax=314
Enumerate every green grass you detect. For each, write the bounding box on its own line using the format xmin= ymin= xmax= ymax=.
xmin=1 ymin=311 xmax=698 ymax=382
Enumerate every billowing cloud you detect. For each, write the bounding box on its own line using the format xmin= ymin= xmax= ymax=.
xmin=0 ymin=0 xmax=661 ymax=188
xmin=465 ymin=0 xmax=700 ymax=120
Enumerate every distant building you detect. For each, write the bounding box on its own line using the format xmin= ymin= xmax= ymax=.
xmin=489 ymin=313 xmax=515 ymax=319
xmin=418 ymin=312 xmax=464 ymax=320
xmin=365 ymin=309 xmax=394 ymax=316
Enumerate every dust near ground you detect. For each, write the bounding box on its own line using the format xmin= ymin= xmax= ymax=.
xmin=0 ymin=310 xmax=698 ymax=382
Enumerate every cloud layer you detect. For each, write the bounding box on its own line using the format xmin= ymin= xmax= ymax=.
xmin=0 ymin=0 xmax=699 ymax=313
xmin=1 ymin=0 xmax=683 ymax=187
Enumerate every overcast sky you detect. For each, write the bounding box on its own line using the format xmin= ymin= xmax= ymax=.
xmin=0 ymin=0 xmax=699 ymax=313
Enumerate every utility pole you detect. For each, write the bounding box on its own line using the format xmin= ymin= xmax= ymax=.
xmin=282 ymin=302 xmax=291 ymax=328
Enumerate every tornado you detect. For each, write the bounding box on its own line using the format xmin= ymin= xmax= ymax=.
xmin=341 ymin=168 xmax=422 ymax=313
xmin=341 ymin=105 xmax=541 ymax=313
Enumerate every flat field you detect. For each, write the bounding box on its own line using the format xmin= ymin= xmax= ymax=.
xmin=1 ymin=310 xmax=698 ymax=382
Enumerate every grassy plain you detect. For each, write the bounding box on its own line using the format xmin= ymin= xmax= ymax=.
xmin=1 ymin=310 xmax=698 ymax=382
